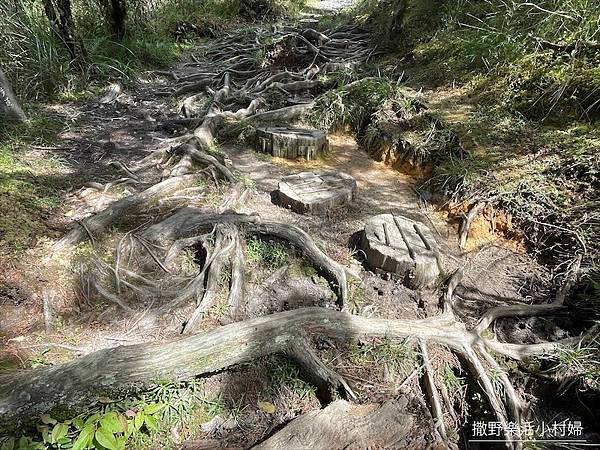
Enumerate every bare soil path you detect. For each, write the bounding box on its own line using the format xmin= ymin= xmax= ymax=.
xmin=2 ymin=7 xmax=587 ymax=449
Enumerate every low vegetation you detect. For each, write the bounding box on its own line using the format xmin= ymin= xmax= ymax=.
xmin=1 ymin=0 xmax=599 ymax=448
xmin=0 ymin=380 xmax=230 ymax=450
xmin=310 ymin=0 xmax=599 ymax=289
xmin=0 ymin=113 xmax=72 ymax=253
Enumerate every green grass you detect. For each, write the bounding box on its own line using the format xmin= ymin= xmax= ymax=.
xmin=245 ymin=238 xmax=290 ymax=269
xmin=0 ymin=0 xmax=237 ymax=101
xmin=0 ymin=108 xmax=73 ymax=254
xmin=394 ymin=0 xmax=600 ymax=117
xmin=543 ymin=330 xmax=600 ymax=393
xmin=349 ymin=337 xmax=417 ymax=377
xmin=269 ymin=356 xmax=316 ymax=397
xmin=441 ymin=364 xmax=467 ymax=412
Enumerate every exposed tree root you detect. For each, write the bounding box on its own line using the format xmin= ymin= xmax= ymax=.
xmin=458 ymin=201 xmax=486 ymax=249
xmin=54 ymin=174 xmax=201 ymax=251
xmin=11 ymin=22 xmax=593 ymax=449
xmin=0 ymin=304 xmax=569 ymax=431
xmin=419 ymin=339 xmax=449 ymax=447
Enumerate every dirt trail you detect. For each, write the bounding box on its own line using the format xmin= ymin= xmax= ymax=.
xmin=1 ymin=11 xmax=544 ymax=381
xmin=228 ymin=134 xmax=434 ymax=221
xmin=1 ymin=8 xmax=578 ymax=449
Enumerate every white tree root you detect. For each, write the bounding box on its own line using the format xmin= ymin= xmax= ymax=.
xmin=419 ymin=339 xmax=449 ymax=446
xmin=25 ymin=23 xmax=591 ymax=449
xmin=0 ymin=307 xmax=563 ymax=427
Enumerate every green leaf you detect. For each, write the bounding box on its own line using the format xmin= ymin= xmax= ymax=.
xmin=133 ymin=412 xmax=145 ymax=431
xmin=99 ymin=412 xmax=125 ymax=434
xmin=114 ymin=436 xmax=126 ymax=450
xmin=143 ymin=413 xmax=158 ymax=432
xmin=56 ymin=436 xmax=71 ymax=447
xmin=84 ymin=414 xmax=100 ymax=426
xmin=51 ymin=423 xmax=69 ymax=444
xmin=72 ymin=418 xmax=85 ymax=430
xmin=143 ymin=402 xmax=164 ymax=416
xmin=72 ymin=425 xmax=94 ymax=450
xmin=95 ymin=428 xmax=118 ymax=450
xmin=257 ymin=401 xmax=276 ymax=414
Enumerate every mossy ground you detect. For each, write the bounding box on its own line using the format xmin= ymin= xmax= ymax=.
xmin=0 ymin=107 xmax=73 ymax=254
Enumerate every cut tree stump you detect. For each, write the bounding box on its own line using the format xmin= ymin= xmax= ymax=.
xmin=275 ymin=171 xmax=357 ymax=214
xmin=255 ymin=127 xmax=328 ymax=160
xmin=359 ymin=214 xmax=441 ymax=289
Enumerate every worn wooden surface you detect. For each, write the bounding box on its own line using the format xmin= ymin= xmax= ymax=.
xmin=254 ymin=399 xmax=422 ymax=450
xmin=360 ymin=213 xmax=441 ymax=289
xmin=275 ymin=171 xmax=357 ymax=214
xmin=256 ymin=127 xmax=328 ymax=160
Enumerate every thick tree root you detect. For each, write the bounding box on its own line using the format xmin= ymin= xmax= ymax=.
xmin=419 ymin=339 xmax=449 ymax=447
xmin=54 ymin=174 xmax=201 ymax=251
xmin=0 ymin=306 xmax=567 ymax=428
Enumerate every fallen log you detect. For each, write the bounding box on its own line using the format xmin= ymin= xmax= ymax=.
xmin=0 ymin=308 xmax=462 ymax=426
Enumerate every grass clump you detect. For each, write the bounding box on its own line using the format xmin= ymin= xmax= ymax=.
xmin=308 ymin=77 xmax=461 ymax=172
xmin=245 ymin=238 xmax=290 ymax=269
xmin=349 ymin=337 xmax=417 ymax=377
xmin=269 ymin=356 xmax=316 ymax=397
xmin=441 ymin=363 xmax=468 ymax=414
xmin=542 ymin=330 xmax=600 ymax=394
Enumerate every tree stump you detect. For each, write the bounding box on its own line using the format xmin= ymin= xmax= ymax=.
xmin=256 ymin=127 xmax=328 ymax=160
xmin=359 ymin=214 xmax=441 ymax=289
xmin=254 ymin=399 xmax=418 ymax=450
xmin=275 ymin=171 xmax=357 ymax=214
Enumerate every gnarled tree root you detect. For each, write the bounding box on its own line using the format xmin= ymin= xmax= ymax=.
xmin=0 ymin=306 xmax=556 ymax=429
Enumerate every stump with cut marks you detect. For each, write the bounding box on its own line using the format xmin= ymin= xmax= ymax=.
xmin=275 ymin=171 xmax=357 ymax=214
xmin=360 ymin=214 xmax=441 ymax=289
xmin=256 ymin=127 xmax=328 ymax=160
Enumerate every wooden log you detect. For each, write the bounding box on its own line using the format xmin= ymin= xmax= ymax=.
xmin=255 ymin=127 xmax=328 ymax=160
xmin=0 ymin=308 xmax=460 ymax=426
xmin=359 ymin=214 xmax=441 ymax=289
xmin=254 ymin=399 xmax=419 ymax=450
xmin=275 ymin=171 xmax=357 ymax=214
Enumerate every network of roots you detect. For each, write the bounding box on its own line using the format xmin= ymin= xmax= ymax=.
xmin=40 ymin=22 xmax=595 ymax=450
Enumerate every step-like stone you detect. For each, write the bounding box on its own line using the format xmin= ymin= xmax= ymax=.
xmin=359 ymin=214 xmax=441 ymax=289
xmin=256 ymin=127 xmax=328 ymax=160
xmin=275 ymin=171 xmax=357 ymax=214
